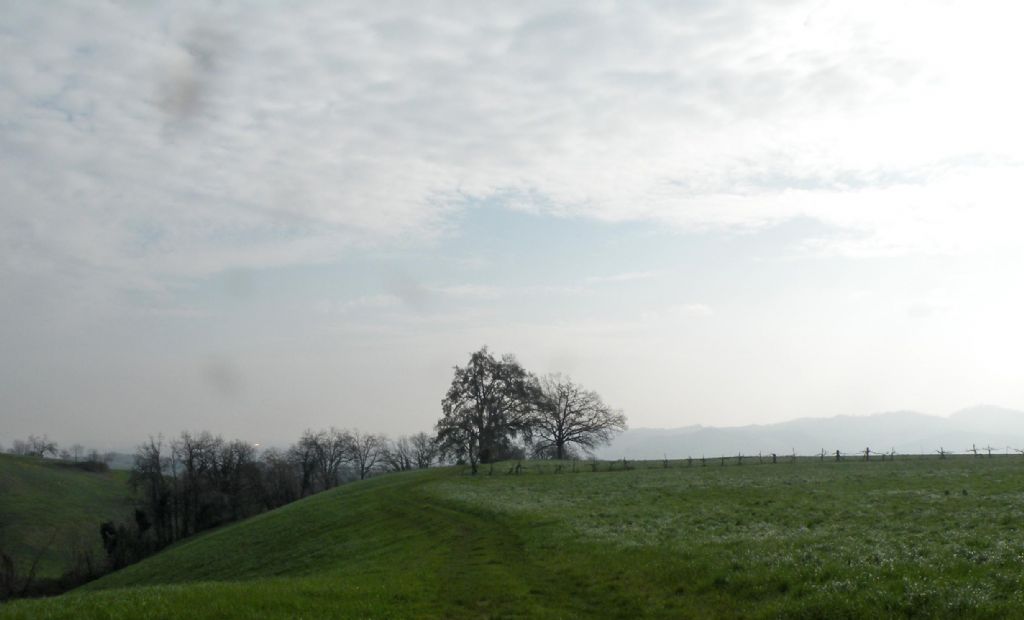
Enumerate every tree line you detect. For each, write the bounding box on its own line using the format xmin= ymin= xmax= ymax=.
xmin=108 ymin=428 xmax=439 ymax=570
xmin=435 ymin=347 xmax=628 ymax=473
xmin=3 ymin=435 xmax=115 ymax=469
xmin=0 ymin=428 xmax=439 ymax=600
xmin=2 ymin=435 xmax=116 ymax=476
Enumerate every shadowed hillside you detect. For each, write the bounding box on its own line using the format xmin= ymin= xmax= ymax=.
xmin=0 ymin=454 xmax=134 ymax=581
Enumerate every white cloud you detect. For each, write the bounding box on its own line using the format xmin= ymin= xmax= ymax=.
xmin=676 ymin=304 xmax=714 ymax=319
xmin=640 ymin=303 xmax=714 ymax=323
xmin=3 ymin=0 xmax=1023 ymax=310
xmin=585 ymin=271 xmax=658 ymax=284
xmin=430 ymin=284 xmax=505 ymax=300
xmin=314 ymin=294 xmax=401 ymax=316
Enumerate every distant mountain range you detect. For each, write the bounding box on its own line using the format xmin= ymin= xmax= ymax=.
xmin=598 ymin=406 xmax=1024 ymax=460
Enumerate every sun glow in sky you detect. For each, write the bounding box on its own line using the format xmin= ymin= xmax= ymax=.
xmin=3 ymin=1 xmax=1024 ymax=449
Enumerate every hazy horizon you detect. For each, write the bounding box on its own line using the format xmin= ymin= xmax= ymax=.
xmin=5 ymin=1 xmax=1024 ymax=451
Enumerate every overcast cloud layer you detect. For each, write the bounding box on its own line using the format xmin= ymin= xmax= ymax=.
xmin=3 ymin=1 xmax=1024 ymax=449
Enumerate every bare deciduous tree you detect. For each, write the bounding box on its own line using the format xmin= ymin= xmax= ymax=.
xmin=288 ymin=430 xmax=321 ymax=497
xmin=531 ymin=374 xmax=627 ymax=460
xmin=171 ymin=431 xmax=222 ymax=536
xmin=383 ymin=436 xmax=416 ymax=472
xmin=259 ymin=448 xmax=301 ymax=508
xmin=217 ymin=439 xmax=258 ymax=521
xmin=132 ymin=437 xmax=175 ymax=544
xmin=10 ymin=435 xmax=59 ymax=458
xmin=310 ymin=428 xmax=349 ymax=490
xmin=347 ymin=430 xmax=386 ymax=480
xmin=409 ymin=432 xmax=439 ymax=469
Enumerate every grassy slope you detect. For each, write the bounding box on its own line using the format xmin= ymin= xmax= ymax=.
xmin=0 ymin=454 xmax=134 ymax=580
xmin=5 ymin=457 xmax=1024 ymax=618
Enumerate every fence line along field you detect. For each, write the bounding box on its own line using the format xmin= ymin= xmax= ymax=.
xmin=4 ymin=454 xmax=1024 ymax=618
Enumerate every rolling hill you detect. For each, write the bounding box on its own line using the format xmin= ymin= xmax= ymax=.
xmin=5 ymin=455 xmax=1024 ymax=618
xmin=0 ymin=454 xmax=134 ymax=581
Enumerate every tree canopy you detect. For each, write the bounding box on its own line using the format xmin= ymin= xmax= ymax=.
xmin=435 ymin=348 xmax=627 ymax=470
xmin=435 ymin=347 xmax=540 ymax=472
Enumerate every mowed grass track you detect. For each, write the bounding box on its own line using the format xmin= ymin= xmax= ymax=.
xmin=6 ymin=456 xmax=1024 ymax=618
xmin=0 ymin=454 xmax=133 ymax=579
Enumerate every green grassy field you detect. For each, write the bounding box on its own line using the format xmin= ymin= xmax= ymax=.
xmin=4 ymin=456 xmax=1024 ymax=618
xmin=0 ymin=454 xmax=134 ymax=580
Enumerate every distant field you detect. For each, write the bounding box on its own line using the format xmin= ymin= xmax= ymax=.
xmin=0 ymin=454 xmax=134 ymax=580
xmin=5 ymin=456 xmax=1024 ymax=618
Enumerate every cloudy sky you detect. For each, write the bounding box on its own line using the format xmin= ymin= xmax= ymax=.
xmin=4 ymin=0 xmax=1024 ymax=449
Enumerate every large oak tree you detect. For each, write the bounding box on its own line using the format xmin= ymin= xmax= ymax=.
xmin=435 ymin=347 xmax=539 ymax=473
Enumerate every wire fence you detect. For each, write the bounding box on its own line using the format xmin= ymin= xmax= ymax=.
xmin=470 ymin=443 xmax=1024 ymax=475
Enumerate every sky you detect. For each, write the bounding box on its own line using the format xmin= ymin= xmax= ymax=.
xmin=3 ymin=0 xmax=1024 ymax=450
